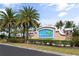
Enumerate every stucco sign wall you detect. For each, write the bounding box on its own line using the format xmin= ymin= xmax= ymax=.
xmin=38 ymin=27 xmax=55 ymax=39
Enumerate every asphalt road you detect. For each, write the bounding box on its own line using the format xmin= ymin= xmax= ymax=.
xmin=0 ymin=44 xmax=61 ymax=56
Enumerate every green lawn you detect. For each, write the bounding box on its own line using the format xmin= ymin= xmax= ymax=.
xmin=6 ymin=43 xmax=79 ymax=55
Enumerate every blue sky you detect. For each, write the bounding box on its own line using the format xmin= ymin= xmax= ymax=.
xmin=0 ymin=3 xmax=79 ymax=26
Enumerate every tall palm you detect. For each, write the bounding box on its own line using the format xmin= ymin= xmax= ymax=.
xmin=0 ymin=8 xmax=16 ymax=39
xmin=55 ymin=20 xmax=64 ymax=29
xmin=16 ymin=6 xmax=39 ymax=42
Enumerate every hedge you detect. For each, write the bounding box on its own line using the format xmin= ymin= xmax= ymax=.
xmin=28 ymin=39 xmax=71 ymax=46
xmin=8 ymin=37 xmax=25 ymax=43
xmin=7 ymin=38 xmax=71 ymax=47
xmin=0 ymin=34 xmax=7 ymax=39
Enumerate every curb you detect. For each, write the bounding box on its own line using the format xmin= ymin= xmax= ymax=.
xmin=0 ymin=43 xmax=77 ymax=56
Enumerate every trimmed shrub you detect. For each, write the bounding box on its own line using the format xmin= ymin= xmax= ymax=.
xmin=0 ymin=34 xmax=7 ymax=39
xmin=8 ymin=37 xmax=25 ymax=43
xmin=7 ymin=38 xmax=71 ymax=47
xmin=28 ymin=39 xmax=71 ymax=47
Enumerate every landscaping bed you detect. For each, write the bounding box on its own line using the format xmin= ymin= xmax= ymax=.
xmin=4 ymin=38 xmax=71 ymax=47
xmin=0 ymin=38 xmax=79 ymax=55
xmin=27 ymin=39 xmax=71 ymax=47
xmin=6 ymin=43 xmax=79 ymax=55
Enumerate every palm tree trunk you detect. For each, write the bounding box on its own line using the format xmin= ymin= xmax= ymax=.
xmin=7 ymin=24 xmax=11 ymax=42
xmin=23 ymin=23 xmax=26 ymax=42
xmin=26 ymin=23 xmax=29 ymax=43
xmin=14 ymin=26 xmax=17 ymax=38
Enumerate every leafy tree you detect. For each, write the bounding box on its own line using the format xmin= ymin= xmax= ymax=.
xmin=70 ymin=26 xmax=79 ymax=47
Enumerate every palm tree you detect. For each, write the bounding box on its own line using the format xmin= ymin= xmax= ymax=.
xmin=0 ymin=8 xmax=17 ymax=39
xmin=55 ymin=20 xmax=64 ymax=29
xmin=65 ymin=21 xmax=75 ymax=28
xmin=16 ymin=6 xmax=39 ymax=43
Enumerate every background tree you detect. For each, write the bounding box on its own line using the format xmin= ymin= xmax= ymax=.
xmin=65 ymin=21 xmax=75 ymax=28
xmin=71 ymin=26 xmax=79 ymax=47
xmin=55 ymin=20 xmax=64 ymax=29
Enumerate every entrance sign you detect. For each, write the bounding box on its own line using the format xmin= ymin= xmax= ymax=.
xmin=38 ymin=27 xmax=55 ymax=39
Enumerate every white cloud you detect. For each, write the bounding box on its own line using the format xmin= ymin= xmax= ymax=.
xmin=0 ymin=0 xmax=26 ymax=3
xmin=0 ymin=0 xmax=79 ymax=3
xmin=70 ymin=17 xmax=79 ymax=25
xmin=0 ymin=0 xmax=78 ymax=7
xmin=46 ymin=3 xmax=75 ymax=11
xmin=65 ymin=4 xmax=75 ymax=11
xmin=58 ymin=12 xmax=67 ymax=17
xmin=46 ymin=3 xmax=55 ymax=6
xmin=56 ymin=3 xmax=68 ymax=11
xmin=62 ymin=16 xmax=79 ymax=25
xmin=45 ymin=3 xmax=76 ymax=18
xmin=0 ymin=9 xmax=5 ymax=12
xmin=74 ymin=3 xmax=79 ymax=8
xmin=40 ymin=16 xmax=79 ymax=26
xmin=3 ymin=3 xmax=11 ymax=7
xmin=40 ymin=18 xmax=57 ymax=26
xmin=0 ymin=0 xmax=68 ymax=3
